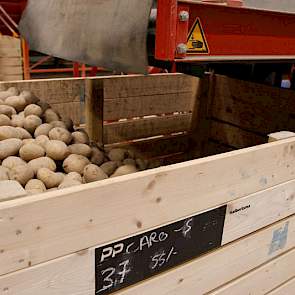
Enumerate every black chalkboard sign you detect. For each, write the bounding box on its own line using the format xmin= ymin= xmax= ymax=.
xmin=95 ymin=205 xmax=227 ymax=294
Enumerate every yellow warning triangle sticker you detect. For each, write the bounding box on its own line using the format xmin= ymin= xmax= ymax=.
xmin=187 ymin=18 xmax=209 ymax=54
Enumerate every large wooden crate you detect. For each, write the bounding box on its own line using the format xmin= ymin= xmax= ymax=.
xmin=0 ymin=35 xmax=23 ymax=81
xmin=0 ymin=74 xmax=294 ymax=295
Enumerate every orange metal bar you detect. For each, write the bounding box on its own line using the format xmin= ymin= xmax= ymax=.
xmin=21 ymin=39 xmax=30 ymax=80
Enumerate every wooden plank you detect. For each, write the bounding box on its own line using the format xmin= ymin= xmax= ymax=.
xmin=0 ymin=47 xmax=21 ymax=58
xmin=0 ymin=57 xmax=22 ymax=67
xmin=0 ymin=36 xmax=21 ymax=48
xmin=210 ymin=248 xmax=295 ymax=295
xmin=268 ymin=277 xmax=295 ymax=295
xmin=0 ymin=66 xmax=23 ymax=75
xmin=0 ymin=138 xmax=295 ymax=275
xmin=0 ymin=74 xmax=23 ymax=82
xmin=103 ymin=74 xmax=196 ymax=99
xmin=105 ymin=134 xmax=190 ymax=159
xmin=0 ymin=78 xmax=84 ymax=104
xmin=104 ymin=113 xmax=192 ymax=144
xmin=85 ymin=79 xmax=104 ymax=143
xmin=0 ymin=214 xmax=293 ymax=295
xmin=0 ymin=181 xmax=26 ymax=202
xmin=210 ymin=120 xmax=266 ymax=149
xmin=268 ymin=131 xmax=295 ymax=142
xmin=103 ymin=92 xmax=195 ymax=121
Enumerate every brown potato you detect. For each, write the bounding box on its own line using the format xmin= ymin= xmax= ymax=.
xmin=108 ymin=148 xmax=127 ymax=162
xmin=100 ymin=161 xmax=118 ymax=176
xmin=22 ymin=138 xmax=35 ymax=146
xmin=0 ymin=87 xmax=18 ymax=100
xmin=0 ymin=105 xmax=16 ymax=117
xmin=2 ymin=156 xmax=26 ymax=169
xmin=68 ymin=143 xmax=92 ymax=158
xmin=37 ymin=100 xmax=50 ymax=112
xmin=0 ymin=138 xmax=22 ymax=159
xmin=45 ymin=140 xmax=69 ymax=160
xmin=135 ymin=158 xmax=149 ymax=171
xmin=24 ymin=115 xmax=42 ymax=133
xmin=64 ymin=172 xmax=82 ymax=183
xmin=35 ymin=135 xmax=50 ymax=149
xmin=20 ymin=90 xmax=39 ymax=105
xmin=83 ymin=164 xmax=108 ymax=183
xmin=91 ymin=147 xmax=104 ymax=166
xmin=111 ymin=165 xmax=138 ymax=177
xmin=0 ymin=114 xmax=11 ymax=126
xmin=49 ymin=127 xmax=72 ymax=144
xmin=37 ymin=168 xmax=64 ymax=189
xmin=11 ymin=114 xmax=24 ymax=127
xmin=63 ymin=117 xmax=74 ymax=131
xmin=0 ymin=166 xmax=9 ymax=180
xmin=25 ymin=179 xmax=46 ymax=195
xmin=0 ymin=126 xmax=21 ymax=140
xmin=19 ymin=143 xmax=45 ymax=161
xmin=34 ymin=123 xmax=53 ymax=137
xmin=44 ymin=108 xmax=59 ymax=123
xmin=63 ymin=154 xmax=90 ymax=174
xmin=28 ymin=157 xmax=57 ymax=174
xmin=72 ymin=131 xmax=89 ymax=144
xmin=9 ymin=164 xmax=34 ymax=186
xmin=123 ymin=158 xmax=136 ymax=166
xmin=5 ymin=95 xmax=27 ymax=112
xmin=16 ymin=127 xmax=32 ymax=139
xmin=24 ymin=104 xmax=43 ymax=117
xmin=58 ymin=179 xmax=81 ymax=189
xmin=50 ymin=120 xmax=67 ymax=129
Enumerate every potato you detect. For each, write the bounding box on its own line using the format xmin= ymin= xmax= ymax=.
xmin=123 ymin=158 xmax=136 ymax=166
xmin=28 ymin=157 xmax=56 ymax=174
xmin=45 ymin=140 xmax=69 ymax=160
xmin=63 ymin=154 xmax=90 ymax=174
xmin=50 ymin=120 xmax=67 ymax=129
xmin=0 ymin=105 xmax=16 ymax=117
xmin=0 ymin=126 xmax=20 ymax=140
xmin=37 ymin=168 xmax=63 ymax=189
xmin=0 ymin=87 xmax=18 ymax=100
xmin=91 ymin=147 xmax=104 ymax=166
xmin=20 ymin=90 xmax=39 ymax=105
xmin=2 ymin=156 xmax=26 ymax=169
xmin=37 ymin=100 xmax=50 ymax=112
xmin=0 ymin=138 xmax=22 ymax=159
xmin=34 ymin=123 xmax=53 ymax=137
xmin=100 ymin=161 xmax=118 ymax=176
xmin=49 ymin=127 xmax=72 ymax=144
xmin=16 ymin=127 xmax=32 ymax=139
xmin=11 ymin=114 xmax=24 ymax=127
xmin=19 ymin=143 xmax=45 ymax=161
xmin=68 ymin=144 xmax=92 ymax=158
xmin=64 ymin=172 xmax=82 ymax=183
xmin=111 ymin=165 xmax=138 ymax=177
xmin=0 ymin=166 xmax=9 ymax=180
xmin=127 ymin=149 xmax=136 ymax=159
xmin=83 ymin=164 xmax=108 ymax=183
xmin=72 ymin=131 xmax=89 ymax=144
xmin=136 ymin=158 xmax=148 ymax=171
xmin=24 ymin=115 xmax=42 ymax=133
xmin=25 ymin=179 xmax=46 ymax=195
xmin=24 ymin=104 xmax=42 ymax=117
xmin=35 ymin=135 xmax=50 ymax=149
xmin=0 ymin=114 xmax=11 ymax=126
xmin=9 ymin=164 xmax=34 ymax=186
xmin=63 ymin=117 xmax=74 ymax=131
xmin=108 ymin=148 xmax=127 ymax=162
xmin=5 ymin=95 xmax=27 ymax=112
xmin=44 ymin=108 xmax=59 ymax=123
xmin=58 ymin=179 xmax=81 ymax=189
xmin=22 ymin=138 xmax=35 ymax=146
xmin=18 ymin=111 xmax=25 ymax=118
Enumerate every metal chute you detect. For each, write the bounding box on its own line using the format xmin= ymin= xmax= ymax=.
xmin=19 ymin=0 xmax=153 ymax=74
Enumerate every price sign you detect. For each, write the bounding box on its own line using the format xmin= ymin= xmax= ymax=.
xmin=95 ymin=205 xmax=227 ymax=294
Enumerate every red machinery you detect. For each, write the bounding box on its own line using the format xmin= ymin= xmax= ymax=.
xmin=15 ymin=0 xmax=295 ymax=74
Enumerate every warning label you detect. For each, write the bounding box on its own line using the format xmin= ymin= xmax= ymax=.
xmin=187 ymin=18 xmax=209 ymax=54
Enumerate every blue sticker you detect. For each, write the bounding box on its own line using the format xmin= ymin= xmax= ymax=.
xmin=269 ymin=222 xmax=289 ymax=255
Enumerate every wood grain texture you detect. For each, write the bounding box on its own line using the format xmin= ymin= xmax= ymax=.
xmin=104 ymin=113 xmax=192 ymax=144
xmin=104 ymin=92 xmax=195 ymax=121
xmin=267 ymin=277 xmax=295 ymax=295
xmin=0 ymin=138 xmax=295 ymax=275
xmin=0 ymin=57 xmax=22 ymax=67
xmin=210 ymin=120 xmax=266 ymax=149
xmin=209 ymin=248 xmax=295 ymax=295
xmin=0 ymin=74 xmax=23 ymax=82
xmin=0 ymin=213 xmax=293 ymax=295
xmin=103 ymin=73 xmax=196 ymax=99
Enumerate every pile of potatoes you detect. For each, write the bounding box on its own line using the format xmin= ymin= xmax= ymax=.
xmin=0 ymin=87 xmax=153 ymax=195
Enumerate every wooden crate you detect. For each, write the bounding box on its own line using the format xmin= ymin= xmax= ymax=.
xmin=0 ymin=35 xmax=23 ymax=81
xmin=0 ymin=74 xmax=294 ymax=295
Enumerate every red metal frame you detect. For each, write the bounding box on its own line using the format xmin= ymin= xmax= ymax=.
xmin=155 ymin=0 xmax=295 ymax=62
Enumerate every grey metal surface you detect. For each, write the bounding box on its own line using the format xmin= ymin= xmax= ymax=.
xmin=19 ymin=0 xmax=153 ymax=74
xmin=243 ymin=0 xmax=295 ymax=14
